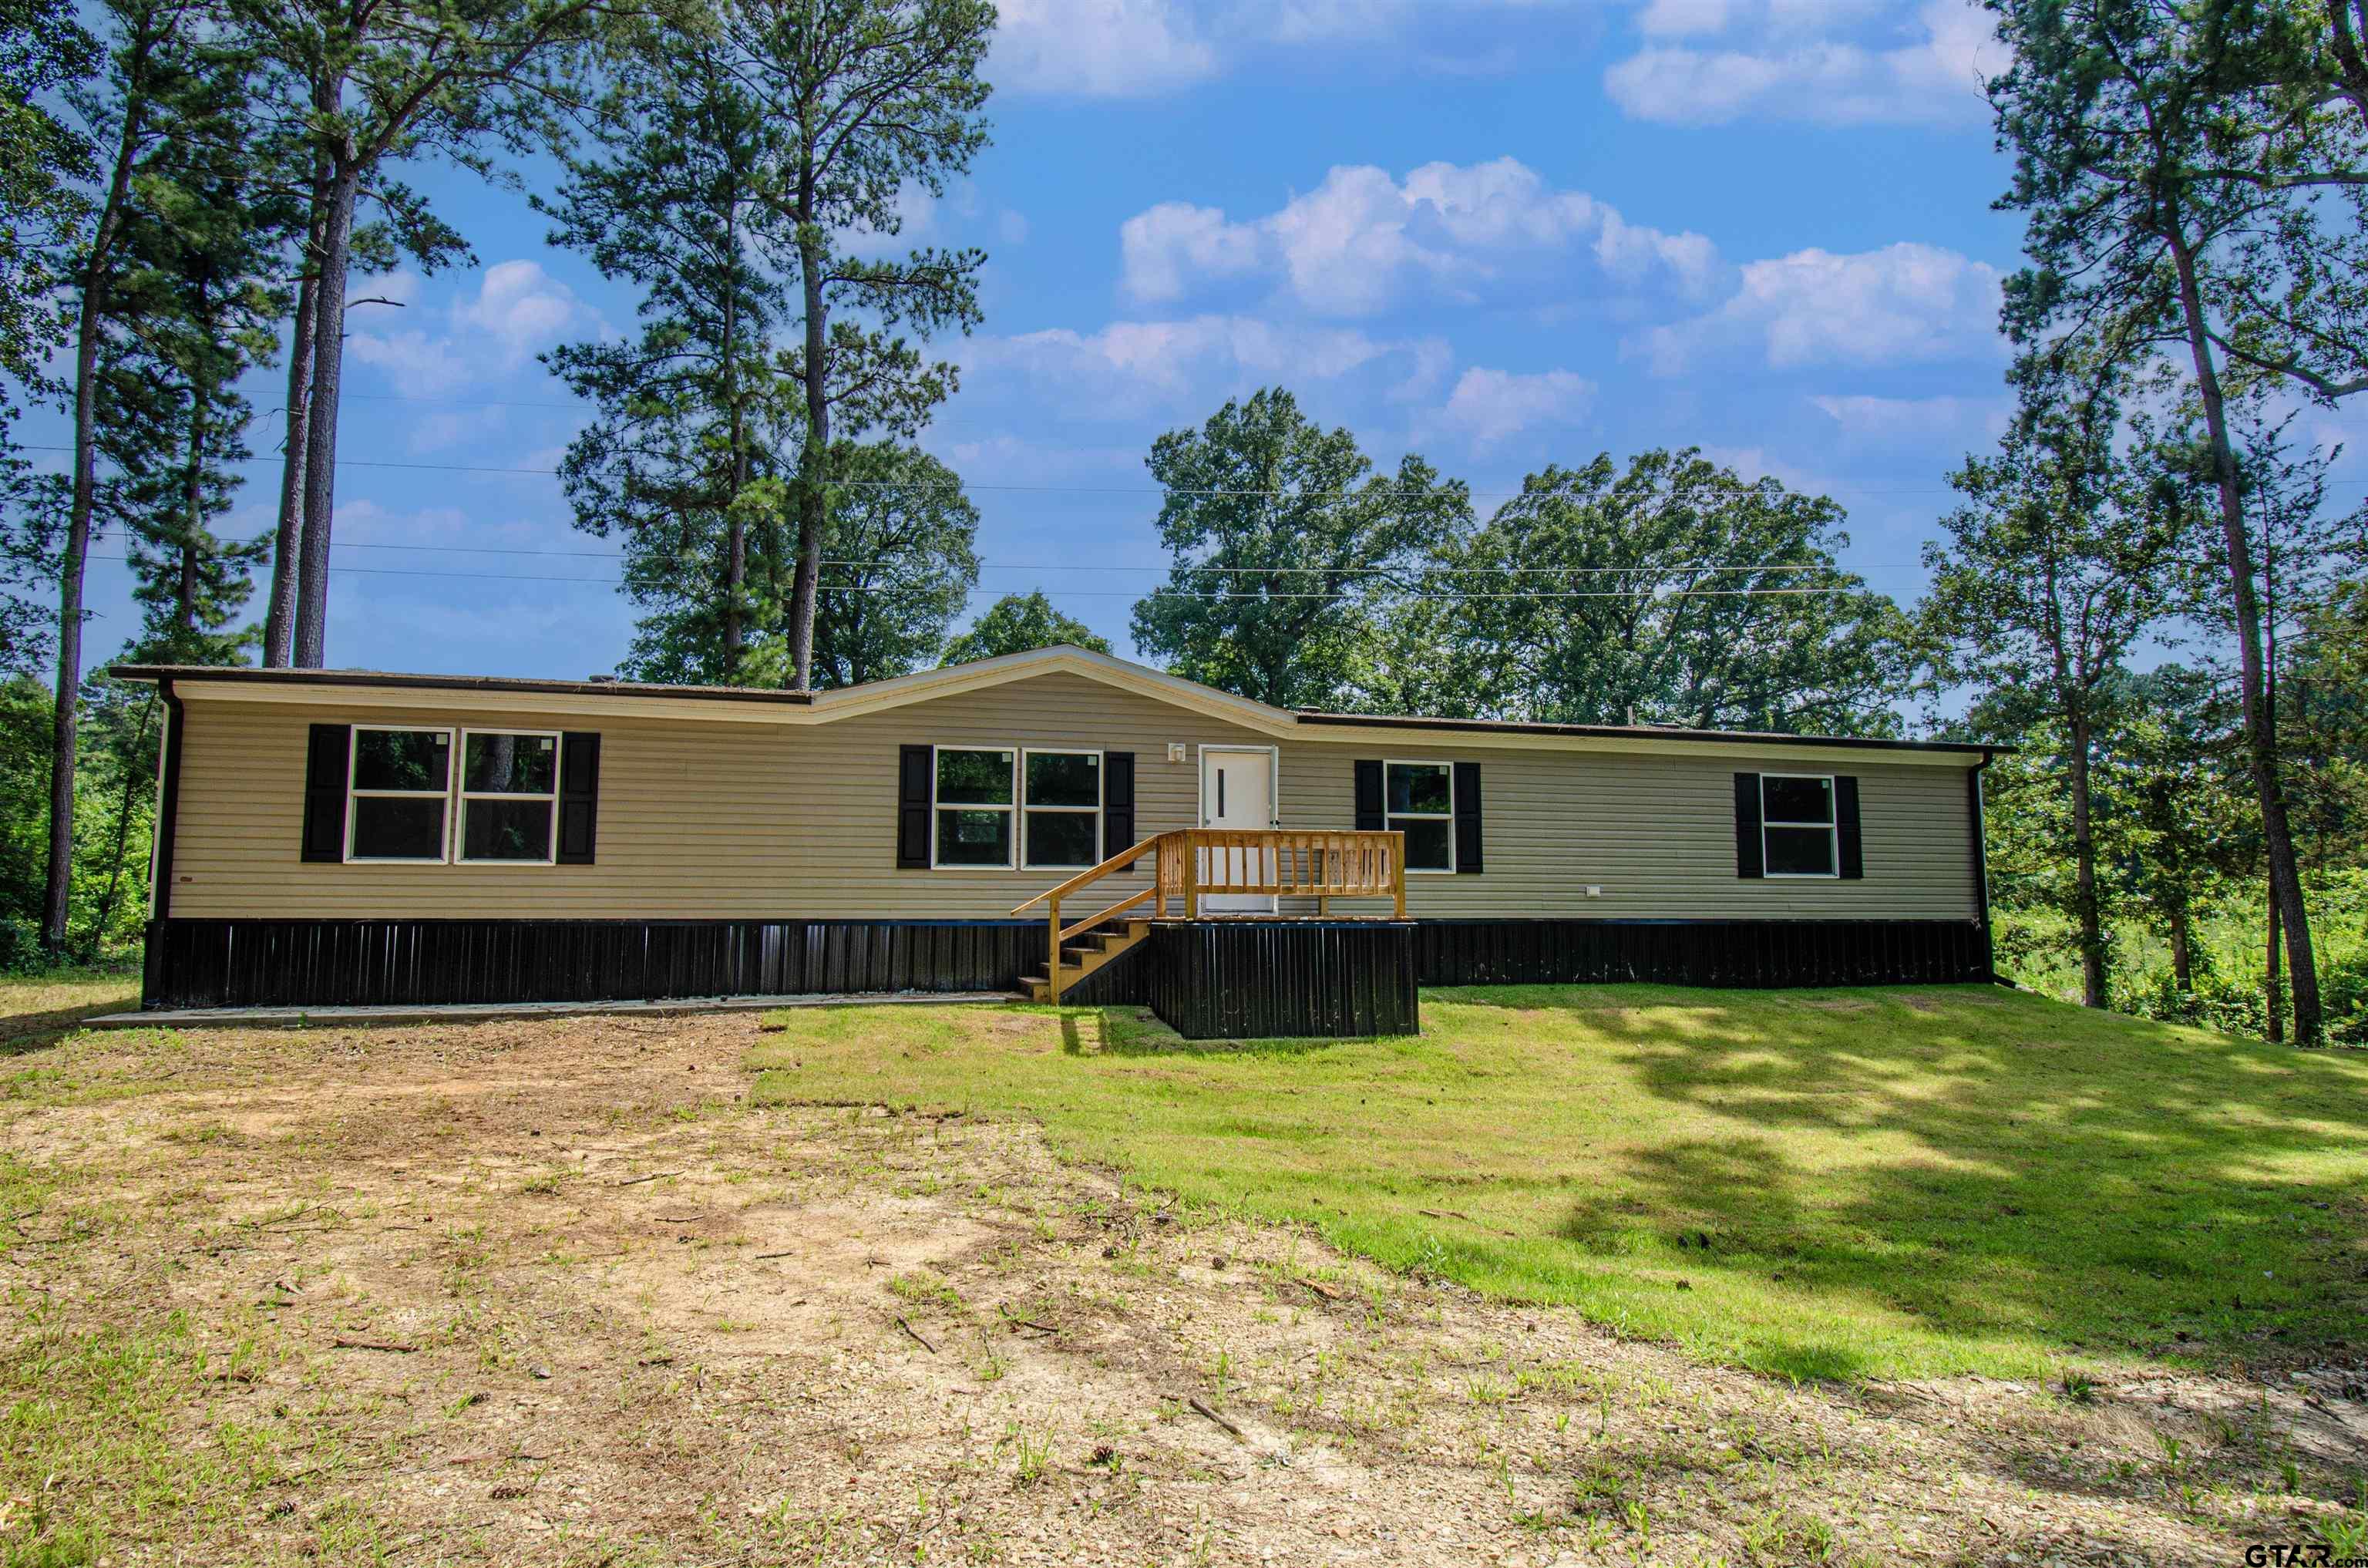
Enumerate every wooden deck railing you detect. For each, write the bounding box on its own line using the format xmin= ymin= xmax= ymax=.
xmin=1013 ymin=828 xmax=1407 ymax=1001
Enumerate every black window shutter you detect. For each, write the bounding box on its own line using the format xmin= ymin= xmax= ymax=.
xmin=1835 ymin=774 xmax=1863 ymax=880
xmin=300 ymin=723 xmax=350 ymax=862
xmin=1102 ymin=750 xmax=1135 ymax=860
xmin=1734 ymin=772 xmax=1764 ymax=879
xmin=896 ymin=744 xmax=932 ymax=868
xmin=557 ymin=732 xmax=601 ymax=864
xmin=1452 ymin=761 xmax=1482 ymax=874
xmin=1353 ymin=759 xmax=1384 ymax=832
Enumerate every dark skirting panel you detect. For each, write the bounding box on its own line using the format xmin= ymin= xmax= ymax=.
xmin=141 ymin=915 xmax=1990 ymax=1015
xmin=1063 ymin=920 xmax=1421 ymax=1040
xmin=141 ymin=917 xmax=1050 ymax=1011
xmin=1410 ymin=918 xmax=1990 ymax=989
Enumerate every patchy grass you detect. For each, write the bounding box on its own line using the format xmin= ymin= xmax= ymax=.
xmin=750 ymin=985 xmax=2368 ymax=1381
xmin=0 ymin=964 xmax=140 ymax=1054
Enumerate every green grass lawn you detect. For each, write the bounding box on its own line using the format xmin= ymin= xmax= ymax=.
xmin=749 ymin=986 xmax=2368 ymax=1382
xmin=0 ymin=964 xmax=140 ymax=1055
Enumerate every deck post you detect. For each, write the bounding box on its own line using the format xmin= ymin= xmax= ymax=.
xmin=1181 ymin=833 xmax=1198 ymax=920
xmin=1392 ymin=831 xmax=1406 ymax=920
xmin=1048 ymin=894 xmax=1063 ymax=1004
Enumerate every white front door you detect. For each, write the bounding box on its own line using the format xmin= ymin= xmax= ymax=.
xmin=1198 ymin=747 xmax=1276 ymax=914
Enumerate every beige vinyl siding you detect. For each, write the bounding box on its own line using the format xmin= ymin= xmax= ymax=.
xmin=1278 ymin=745 xmax=1977 ymax=921
xmin=163 ymin=670 xmax=1980 ymax=922
xmin=166 ymin=671 xmax=1273 ymax=920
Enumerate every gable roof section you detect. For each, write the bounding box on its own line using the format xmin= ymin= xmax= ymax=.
xmin=112 ymin=646 xmax=1993 ymax=762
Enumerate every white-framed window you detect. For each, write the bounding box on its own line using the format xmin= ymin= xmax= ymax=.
xmin=1761 ymin=773 xmax=1838 ymax=877
xmin=347 ymin=725 xmax=454 ymax=863
xmin=457 ymin=729 xmax=560 ymax=863
xmin=1021 ymin=748 xmax=1102 ymax=869
xmin=1385 ymin=759 xmax=1455 ymax=873
xmin=931 ymin=745 xmax=1016 ymax=868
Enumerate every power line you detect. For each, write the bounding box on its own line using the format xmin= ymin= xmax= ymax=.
xmin=317 ymin=540 xmax=1917 ymax=574
xmin=37 ymin=442 xmax=2314 ymax=499
xmin=81 ymin=553 xmax=1865 ymax=598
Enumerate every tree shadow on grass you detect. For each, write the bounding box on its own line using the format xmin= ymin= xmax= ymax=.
xmin=1447 ymin=984 xmax=2368 ymax=1371
xmin=2 ymin=988 xmax=140 ymax=1057
xmin=1059 ymin=1006 xmax=1382 ymax=1060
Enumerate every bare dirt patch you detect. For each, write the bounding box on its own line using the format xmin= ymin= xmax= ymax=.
xmin=2 ymin=1009 xmax=2360 ymax=1565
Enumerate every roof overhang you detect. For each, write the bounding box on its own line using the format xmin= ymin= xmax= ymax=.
xmin=110 ymin=650 xmax=1997 ymax=763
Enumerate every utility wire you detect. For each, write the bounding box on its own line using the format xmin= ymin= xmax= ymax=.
xmin=33 ymin=442 xmax=2299 ymax=498
xmin=79 ymin=553 xmax=1862 ymax=598
xmin=314 ymin=540 xmax=1912 ymax=574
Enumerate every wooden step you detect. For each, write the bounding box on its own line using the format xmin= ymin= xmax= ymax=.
xmin=1024 ymin=920 xmax=1155 ymax=1003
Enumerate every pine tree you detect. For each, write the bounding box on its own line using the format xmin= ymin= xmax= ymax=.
xmin=725 ymin=0 xmax=994 ymax=690
xmin=231 ymin=0 xmax=608 ymax=667
xmin=542 ymin=13 xmax=800 ymax=684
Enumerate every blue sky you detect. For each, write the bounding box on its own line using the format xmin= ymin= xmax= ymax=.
xmin=47 ymin=0 xmax=2368 ymax=678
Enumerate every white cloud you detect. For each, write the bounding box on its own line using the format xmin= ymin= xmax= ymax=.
xmin=1118 ymin=202 xmax=1266 ymax=303
xmin=1435 ymin=367 xmax=1596 ymax=449
xmin=1638 ymin=241 xmax=2003 ymax=373
xmin=960 ymin=314 xmax=1426 ymax=417
xmin=1119 ymin=156 xmax=1719 ymax=315
xmin=1809 ymin=392 xmax=2008 ymax=442
xmin=1606 ymin=0 xmax=2000 ymax=126
xmin=989 ymin=0 xmax=1218 ymax=96
xmin=349 ymin=260 xmax=590 ymax=397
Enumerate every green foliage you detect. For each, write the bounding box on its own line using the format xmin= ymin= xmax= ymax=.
xmin=1391 ymin=448 xmax=1914 ymax=732
xmin=788 ymin=442 xmax=980 ymax=688
xmin=751 ymin=0 xmax=996 ymax=688
xmin=941 ymin=591 xmax=1108 ymax=668
xmin=542 ymin=12 xmax=804 ymax=683
xmin=1129 ymin=388 xmax=1470 ymax=710
xmin=0 ymin=0 xmax=97 ymax=396
xmin=0 ymin=676 xmax=150 ymax=967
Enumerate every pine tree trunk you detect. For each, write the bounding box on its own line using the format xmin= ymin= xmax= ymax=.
xmin=2068 ymin=715 xmax=2107 ymax=1009
xmin=264 ymin=173 xmax=322 ymax=668
xmin=787 ymin=226 xmax=828 ymax=691
xmin=293 ymin=150 xmax=360 ymax=668
xmin=89 ymin=694 xmax=156 ymax=952
xmin=720 ymin=255 xmax=744 ymax=678
xmin=2165 ymin=229 xmax=2323 ymax=1043
xmin=180 ymin=377 xmax=204 ymax=633
xmin=41 ymin=94 xmax=142 ymax=956
xmin=43 ymin=282 xmax=106 ymax=955
xmin=2168 ymin=898 xmax=2193 ymax=994
xmin=2266 ymin=893 xmax=2286 ymax=1044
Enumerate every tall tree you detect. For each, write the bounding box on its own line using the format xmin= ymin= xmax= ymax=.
xmin=1986 ymin=0 xmax=2336 ymax=1040
xmin=233 ymin=0 xmax=608 ymax=668
xmin=801 ymin=442 xmax=977 ymax=686
xmin=1922 ymin=350 xmax=2185 ymax=1010
xmin=1401 ymin=448 xmax=1911 ymax=733
xmin=96 ymin=35 xmax=286 ymax=666
xmin=543 ymin=12 xmax=799 ymax=684
xmin=942 ymin=589 xmax=1108 ymax=667
xmin=257 ymin=167 xmax=466 ymax=668
xmin=728 ymin=0 xmax=994 ymax=690
xmin=2119 ymin=662 xmax=2246 ymax=1002
xmin=0 ymin=0 xmax=98 ymax=401
xmin=39 ymin=0 xmax=214 ymax=955
xmin=1130 ymin=389 xmax=1470 ymax=711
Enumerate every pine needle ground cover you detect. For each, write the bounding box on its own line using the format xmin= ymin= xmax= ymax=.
xmin=751 ymin=986 xmax=2368 ymax=1381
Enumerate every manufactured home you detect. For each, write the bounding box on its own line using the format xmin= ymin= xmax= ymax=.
xmin=116 ymin=646 xmax=1997 ymax=1037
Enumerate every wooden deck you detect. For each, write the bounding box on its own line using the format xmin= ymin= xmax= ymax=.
xmin=1013 ymin=828 xmax=1407 ymax=1002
